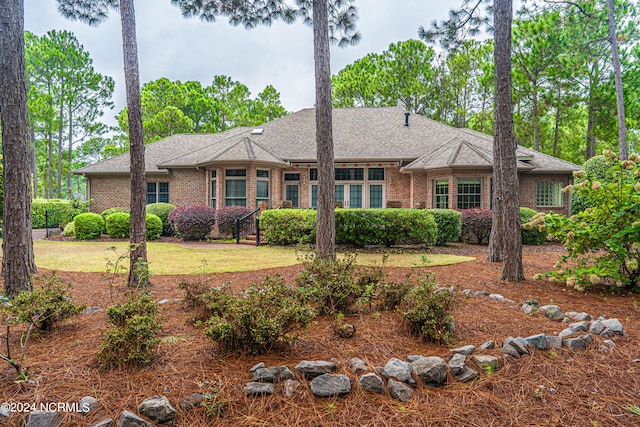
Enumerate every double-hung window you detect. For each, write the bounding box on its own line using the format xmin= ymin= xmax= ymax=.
xmin=456 ymin=178 xmax=481 ymax=209
xmin=225 ymin=169 xmax=247 ymax=207
xmin=147 ymin=182 xmax=169 ymax=204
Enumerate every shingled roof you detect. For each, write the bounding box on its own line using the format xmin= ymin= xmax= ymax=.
xmin=76 ymin=107 xmax=579 ymax=175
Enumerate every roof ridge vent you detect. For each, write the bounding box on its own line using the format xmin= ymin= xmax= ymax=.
xmin=251 ymin=128 xmax=264 ymax=135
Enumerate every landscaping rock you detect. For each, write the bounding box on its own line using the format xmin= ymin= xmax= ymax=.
xmin=546 ymin=336 xmax=563 ymax=349
xmin=309 ymin=374 xmax=351 ymax=398
xmin=157 ymin=299 xmax=170 ymax=305
xmin=471 ymin=355 xmax=503 ymax=372
xmin=601 ymin=318 xmax=624 ymax=336
xmin=475 ymin=291 xmax=489 ymax=296
xmin=502 ymin=344 xmax=520 ymax=358
xmin=558 ymin=327 xmax=576 ymax=338
xmin=0 ymin=408 xmax=9 ymax=422
xmin=85 ymin=307 xmax=101 ymax=314
xmin=462 ymin=289 xmax=472 ymax=296
xmin=564 ymin=311 xmax=577 ymax=318
xmin=25 ymin=411 xmax=59 ymax=427
xmin=580 ymin=334 xmax=594 ymax=344
xmin=282 ymin=379 xmax=302 ymax=399
xmin=138 ymin=396 xmax=175 ymax=425
xmin=451 ymin=345 xmax=475 ymax=356
xmin=90 ymin=419 xmax=113 ymax=427
xmin=540 ymin=305 xmax=564 ymax=321
xmin=489 ymin=294 xmax=505 ymax=301
xmin=388 ymin=379 xmax=413 ymax=402
xmin=524 ymin=334 xmax=547 ymax=350
xmin=243 ymin=382 xmax=275 ymax=397
xmin=117 ymin=411 xmax=153 ymax=427
xmin=249 ymin=362 xmax=264 ymax=372
xmin=521 ymin=299 xmax=540 ymax=314
xmin=405 ymin=355 xmax=425 ymax=363
xmin=351 ymin=358 xmax=367 ymax=373
xmin=381 ymin=358 xmax=415 ymax=386
xmin=563 ymin=337 xmax=587 ymax=350
xmin=79 ymin=396 xmax=100 ymax=414
xmin=589 ymin=320 xmax=606 ymax=335
xmin=573 ymin=312 xmax=592 ymax=321
xmin=295 ymin=361 xmax=337 ymax=379
xmin=569 ymin=321 xmax=589 ymax=333
xmin=251 ymin=366 xmax=294 ymax=383
xmin=479 ymin=340 xmax=495 ymax=350
xmin=359 ymin=373 xmax=384 ymax=394
xmin=179 ymin=393 xmax=207 ymax=411
xmin=603 ymin=339 xmax=616 ymax=347
xmin=448 ymin=354 xmax=480 ymax=383
xmin=503 ymin=337 xmax=529 ymax=356
xmin=412 ymin=356 xmax=447 ymax=387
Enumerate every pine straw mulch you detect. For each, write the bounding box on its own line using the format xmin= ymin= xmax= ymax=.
xmin=1 ymin=244 xmax=640 ymax=427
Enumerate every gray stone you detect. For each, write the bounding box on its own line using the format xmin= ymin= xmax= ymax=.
xmin=25 ymin=411 xmax=59 ymax=427
xmin=350 ymin=358 xmax=367 ymax=373
xmin=282 ymin=379 xmax=302 ymax=399
xmin=295 ymin=360 xmax=337 ymax=379
xmin=561 ymin=317 xmax=572 ymax=323
xmin=350 ymin=357 xmax=365 ymax=366
xmin=569 ymin=321 xmax=589 ymax=332
xmin=249 ymin=362 xmax=264 ymax=372
xmin=521 ymin=299 xmax=540 ymax=314
xmin=471 ymin=355 xmax=503 ymax=372
xmin=359 ymin=373 xmax=384 ymax=394
xmin=546 ymin=335 xmax=563 ymax=349
xmin=603 ymin=339 xmax=616 ymax=347
xmin=524 ymin=334 xmax=547 ymax=350
xmin=454 ymin=365 xmax=480 ymax=383
xmin=564 ymin=311 xmax=578 ymax=318
xmin=412 ymin=356 xmax=447 ymax=387
xmin=80 ymin=396 xmax=100 ymax=414
xmin=451 ymin=345 xmax=475 ymax=356
xmin=580 ymin=334 xmax=594 ymax=344
xmin=388 ymin=379 xmax=414 ymax=402
xmin=157 ymin=299 xmax=170 ymax=305
xmin=589 ymin=320 xmax=605 ymax=335
xmin=381 ymin=358 xmax=415 ymax=386
xmin=309 ymin=374 xmax=351 ymax=398
xmin=515 ymin=337 xmax=530 ymax=347
xmin=179 ymin=393 xmax=207 ymax=411
xmin=374 ymin=366 xmax=384 ymax=375
xmin=574 ymin=312 xmax=592 ymax=321
xmin=563 ymin=337 xmax=587 ymax=350
xmin=90 ymin=420 xmax=113 ymax=427
xmin=251 ymin=366 xmax=294 ymax=383
xmin=503 ymin=337 xmax=529 ymax=356
xmin=243 ymin=382 xmax=275 ymax=397
xmin=447 ymin=353 xmax=467 ymax=376
xmin=488 ymin=294 xmax=505 ymax=301
xmin=0 ymin=409 xmax=9 ymax=421
xmin=479 ymin=340 xmax=495 ymax=350
xmin=601 ymin=318 xmax=624 ymax=335
xmin=558 ymin=327 xmax=576 ymax=338
xmin=475 ymin=291 xmax=489 ymax=296
xmin=138 ymin=396 xmax=175 ymax=425
xmin=501 ymin=344 xmax=520 ymax=358
xmin=85 ymin=307 xmax=101 ymax=314
xmin=502 ymin=299 xmax=516 ymax=304
xmin=462 ymin=289 xmax=472 ymax=296
xmin=597 ymin=316 xmax=606 ymax=321
xmin=117 ymin=411 xmax=153 ymax=427
xmin=540 ymin=305 xmax=565 ymax=321
xmin=405 ymin=355 xmax=425 ymax=363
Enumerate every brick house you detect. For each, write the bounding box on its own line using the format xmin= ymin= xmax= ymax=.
xmin=76 ymin=107 xmax=579 ymax=215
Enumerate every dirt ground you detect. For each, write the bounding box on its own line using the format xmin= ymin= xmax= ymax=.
xmin=1 ymin=243 xmax=640 ymax=427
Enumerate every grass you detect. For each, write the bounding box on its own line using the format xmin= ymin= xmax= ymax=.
xmin=32 ymin=240 xmax=474 ymax=274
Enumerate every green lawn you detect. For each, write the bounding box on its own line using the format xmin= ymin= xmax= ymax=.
xmin=33 ymin=240 xmax=474 ymax=274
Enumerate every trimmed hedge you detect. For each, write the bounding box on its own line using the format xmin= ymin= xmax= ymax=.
xmin=260 ymin=209 xmax=316 ymax=245
xmin=168 ymin=205 xmax=216 ymax=241
xmin=105 ymin=212 xmax=164 ymax=240
xmin=32 ymin=199 xmax=89 ymax=228
xmin=146 ymin=203 xmax=175 ymax=236
xmin=520 ymin=207 xmax=546 ymax=245
xmin=217 ymin=206 xmax=253 ymax=237
xmin=74 ymin=213 xmax=104 ymax=240
xmin=426 ymin=209 xmax=462 ymax=245
xmin=63 ymin=221 xmax=75 ymax=237
xmin=145 ymin=213 xmax=163 ymax=240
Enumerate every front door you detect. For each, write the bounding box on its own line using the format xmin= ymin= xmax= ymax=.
xmin=285 ymin=184 xmax=299 ymax=208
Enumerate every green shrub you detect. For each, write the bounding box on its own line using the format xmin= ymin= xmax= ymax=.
xmin=520 ymin=207 xmax=546 ymax=245
xmin=379 ymin=276 xmax=413 ymax=311
xmin=74 ymin=212 xmax=105 ymax=240
xmin=145 ymin=213 xmax=162 ymax=240
xmin=97 ymin=292 xmax=162 ymax=369
xmin=203 ymin=276 xmax=315 ymax=355
xmin=32 ymin=198 xmax=89 ymax=228
xmin=105 ymin=212 xmax=131 ymax=238
xmin=260 ymin=209 xmax=316 ymax=245
xmin=63 ymin=221 xmax=75 ymax=237
xmin=146 ymin=203 xmax=175 ymax=236
xmin=534 ymin=151 xmax=640 ymax=290
xmin=400 ymin=274 xmax=457 ymax=343
xmin=426 ymin=209 xmax=462 ymax=245
xmin=6 ymin=274 xmax=87 ymax=332
xmin=100 ymin=207 xmax=129 ymax=223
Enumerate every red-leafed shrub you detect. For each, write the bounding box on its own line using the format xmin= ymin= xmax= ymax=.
xmin=460 ymin=208 xmax=493 ymax=244
xmin=168 ymin=205 xmax=216 ymax=241
xmin=216 ymin=206 xmax=253 ymax=237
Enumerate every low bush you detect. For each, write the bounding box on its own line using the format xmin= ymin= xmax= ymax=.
xmin=260 ymin=209 xmax=316 ymax=245
xmin=379 ymin=276 xmax=413 ymax=311
xmin=460 ymin=208 xmax=493 ymax=244
xmin=520 ymin=207 xmax=546 ymax=245
xmin=100 ymin=207 xmax=129 ymax=224
xmin=400 ymin=274 xmax=457 ymax=343
xmin=169 ymin=205 xmax=216 ymax=241
xmin=203 ymin=276 xmax=315 ymax=355
xmin=97 ymin=292 xmax=163 ymax=369
xmin=63 ymin=221 xmax=75 ymax=237
xmin=74 ymin=212 xmax=105 ymax=240
xmin=32 ymin=198 xmax=89 ymax=228
xmin=216 ymin=206 xmax=253 ymax=237
xmin=145 ymin=213 xmax=163 ymax=240
xmin=571 ymin=155 xmax=610 ymax=213
xmin=426 ymin=209 xmax=462 ymax=245
xmin=6 ymin=274 xmax=87 ymax=332
xmin=146 ymin=203 xmax=175 ymax=236
xmin=106 ymin=212 xmax=131 ymax=238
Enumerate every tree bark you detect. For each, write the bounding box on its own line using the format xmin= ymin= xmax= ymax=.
xmin=0 ymin=0 xmax=37 ymax=297
xmin=487 ymin=0 xmax=524 ymax=281
xmin=119 ymin=0 xmax=148 ymax=286
xmin=67 ymin=105 xmax=73 ymax=197
xmin=605 ymin=0 xmax=627 ymax=159
xmin=313 ymin=0 xmax=335 ymax=260
xmin=57 ymin=97 xmax=63 ymax=198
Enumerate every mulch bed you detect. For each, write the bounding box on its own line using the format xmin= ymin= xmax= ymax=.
xmin=1 ymin=243 xmax=640 ymax=426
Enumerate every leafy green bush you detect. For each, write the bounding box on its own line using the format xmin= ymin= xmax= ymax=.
xmin=32 ymin=199 xmax=89 ymax=228
xmin=260 ymin=209 xmax=316 ymax=245
xmin=426 ymin=209 xmax=462 ymax=245
xmin=146 ymin=213 xmax=162 ymax=240
xmin=400 ymin=274 xmax=457 ymax=343
xmin=520 ymin=207 xmax=546 ymax=245
xmin=98 ymin=292 xmax=162 ymax=369
xmin=105 ymin=212 xmax=131 ymax=238
xmin=571 ymin=155 xmax=610 ymax=213
xmin=63 ymin=221 xmax=75 ymax=237
xmin=379 ymin=276 xmax=413 ymax=311
xmin=146 ymin=203 xmax=175 ymax=236
xmin=203 ymin=276 xmax=314 ymax=355
xmin=74 ymin=212 xmax=105 ymax=240
xmin=6 ymin=274 xmax=87 ymax=332
xmin=100 ymin=207 xmax=129 ymax=223
xmin=533 ymin=151 xmax=640 ymax=290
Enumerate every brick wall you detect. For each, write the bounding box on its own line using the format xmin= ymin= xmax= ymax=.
xmin=519 ymin=173 xmax=572 ymax=215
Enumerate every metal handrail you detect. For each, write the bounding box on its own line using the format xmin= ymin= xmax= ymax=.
xmin=235 ymin=207 xmax=261 ymax=245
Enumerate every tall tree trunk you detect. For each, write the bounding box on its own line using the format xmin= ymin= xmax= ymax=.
xmin=488 ymin=0 xmax=524 ymax=281
xmin=120 ymin=0 xmax=148 ymax=287
xmin=313 ymin=0 xmax=335 ymax=260
xmin=586 ymin=101 xmax=597 ymax=159
xmin=57 ymin=96 xmax=63 ymax=198
xmin=532 ymin=88 xmax=540 ymax=151
xmin=0 ymin=0 xmax=37 ymax=297
xmin=47 ymin=133 xmax=53 ymax=198
xmin=606 ymin=0 xmax=627 ymax=159
xmin=30 ymin=122 xmax=38 ymax=198
xmin=553 ymin=106 xmax=560 ymax=157
xmin=67 ymin=106 xmax=73 ymax=197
